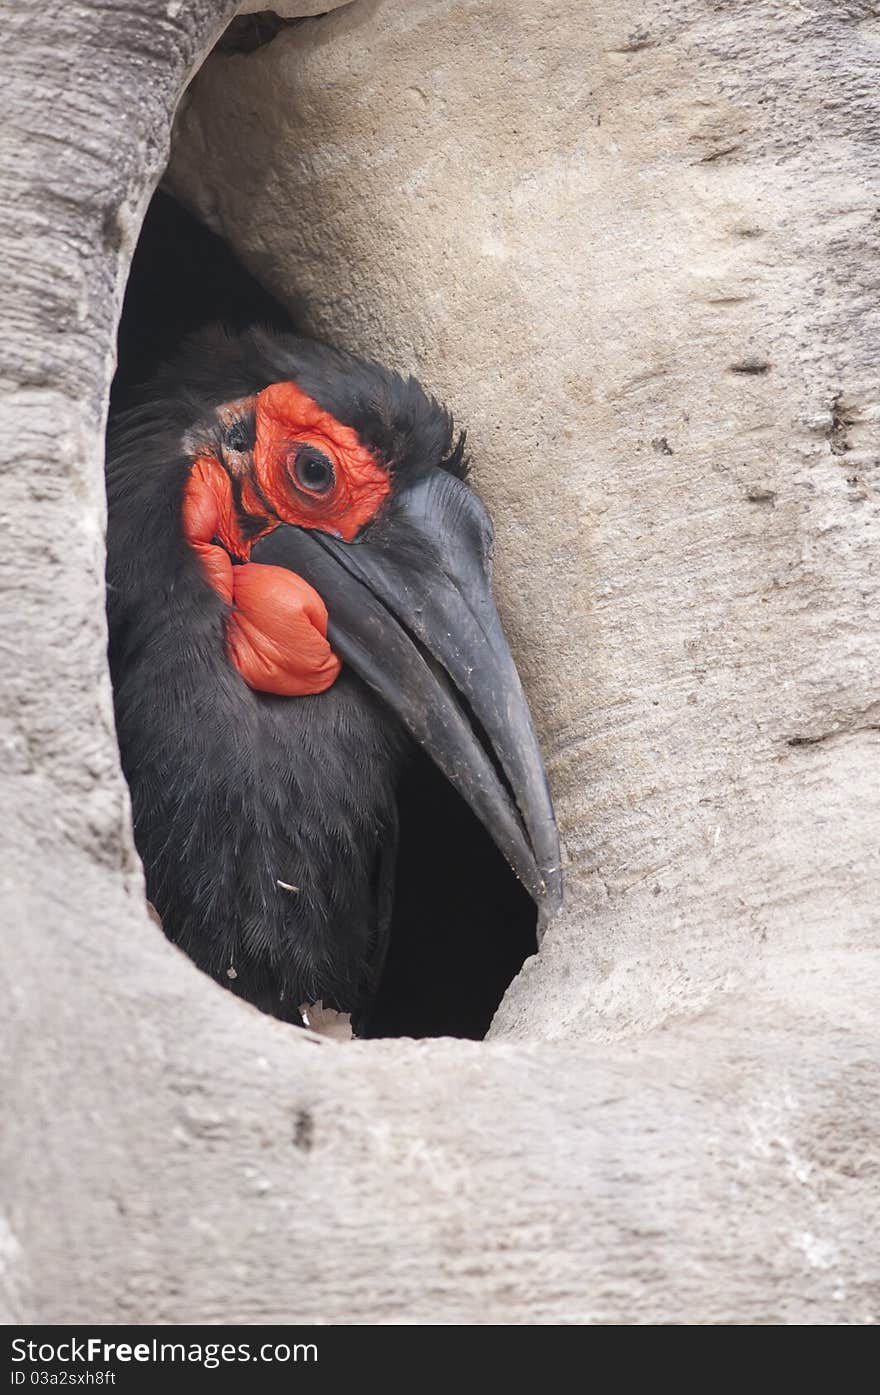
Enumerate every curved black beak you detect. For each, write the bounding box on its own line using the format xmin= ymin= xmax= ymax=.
xmin=252 ymin=470 xmax=562 ymax=914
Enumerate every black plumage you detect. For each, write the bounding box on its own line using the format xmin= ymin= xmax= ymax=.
xmin=108 ymin=326 xmax=467 ymax=1025
xmin=107 ymin=193 xmax=558 ymax=1038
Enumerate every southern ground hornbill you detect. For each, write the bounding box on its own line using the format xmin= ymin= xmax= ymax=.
xmin=106 ymin=193 xmax=561 ymax=1038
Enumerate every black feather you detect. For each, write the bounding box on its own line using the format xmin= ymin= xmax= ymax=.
xmin=106 ymin=323 xmax=469 ymax=1026
xmin=107 ymin=191 xmax=534 ymax=1038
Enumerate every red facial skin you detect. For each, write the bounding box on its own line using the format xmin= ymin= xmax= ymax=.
xmin=182 ymin=381 xmax=390 ymax=696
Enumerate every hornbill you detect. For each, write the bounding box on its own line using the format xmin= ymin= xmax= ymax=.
xmin=107 ymin=203 xmax=561 ymax=1038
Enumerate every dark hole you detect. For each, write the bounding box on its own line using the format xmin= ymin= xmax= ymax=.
xmin=215 ymin=12 xmax=303 ymax=56
xmin=366 ymin=745 xmax=536 ymax=1039
xmin=111 ymin=188 xmax=538 ymax=1039
xmin=112 ymin=190 xmax=291 ymax=407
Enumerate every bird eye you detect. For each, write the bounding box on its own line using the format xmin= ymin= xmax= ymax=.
xmin=292 ymin=444 xmax=335 ymax=496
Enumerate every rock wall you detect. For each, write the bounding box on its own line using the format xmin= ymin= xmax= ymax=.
xmin=168 ymin=0 xmax=880 ymax=1045
xmin=1 ymin=0 xmax=878 ymax=1324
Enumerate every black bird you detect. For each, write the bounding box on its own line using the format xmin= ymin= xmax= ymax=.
xmin=106 ymin=197 xmax=561 ymax=1038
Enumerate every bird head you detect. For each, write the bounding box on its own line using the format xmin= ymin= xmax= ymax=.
xmin=136 ymin=325 xmax=562 ymax=916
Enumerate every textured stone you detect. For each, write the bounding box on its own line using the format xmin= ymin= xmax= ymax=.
xmin=236 ymin=1 xmax=350 ymax=14
xmin=2 ymin=0 xmax=878 ymax=1324
xmin=169 ymin=0 xmax=880 ymax=1042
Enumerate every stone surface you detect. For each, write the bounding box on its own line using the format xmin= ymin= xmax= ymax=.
xmin=236 ymin=1 xmax=351 ymax=14
xmin=1 ymin=0 xmax=878 ymax=1324
xmin=169 ymin=0 xmax=880 ymax=1041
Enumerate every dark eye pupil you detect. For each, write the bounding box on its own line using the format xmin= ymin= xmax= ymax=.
xmin=293 ymin=446 xmax=334 ymax=495
xmin=302 ymin=458 xmax=325 ymax=485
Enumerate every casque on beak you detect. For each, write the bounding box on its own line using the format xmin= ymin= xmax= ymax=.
xmin=252 ymin=469 xmax=562 ymax=914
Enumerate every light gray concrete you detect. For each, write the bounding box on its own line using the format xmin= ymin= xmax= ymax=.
xmin=2 ymin=0 xmax=878 ymax=1324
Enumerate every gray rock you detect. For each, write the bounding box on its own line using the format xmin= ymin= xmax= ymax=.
xmin=2 ymin=0 xmax=878 ymax=1324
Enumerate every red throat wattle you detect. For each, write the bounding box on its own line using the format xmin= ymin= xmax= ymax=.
xmin=182 ymin=380 xmax=390 ymax=695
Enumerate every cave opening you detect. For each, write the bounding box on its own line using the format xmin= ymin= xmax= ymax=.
xmin=110 ymin=188 xmax=538 ymax=1039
